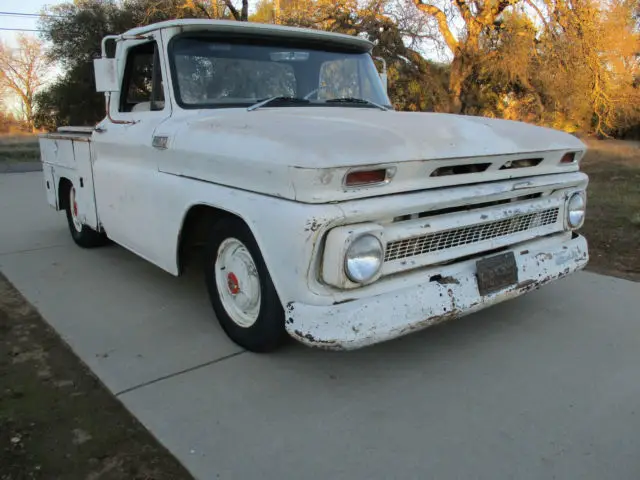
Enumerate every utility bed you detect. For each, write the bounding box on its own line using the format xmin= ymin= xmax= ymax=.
xmin=39 ymin=127 xmax=99 ymax=230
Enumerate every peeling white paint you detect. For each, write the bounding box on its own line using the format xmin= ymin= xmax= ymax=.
xmin=286 ymin=234 xmax=589 ymax=350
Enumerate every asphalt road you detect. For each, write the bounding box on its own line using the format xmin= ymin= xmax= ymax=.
xmin=1 ymin=172 xmax=639 ymax=480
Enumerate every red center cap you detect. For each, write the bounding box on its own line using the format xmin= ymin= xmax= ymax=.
xmin=227 ymin=272 xmax=240 ymax=295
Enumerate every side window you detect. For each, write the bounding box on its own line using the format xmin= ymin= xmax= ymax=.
xmin=119 ymin=42 xmax=165 ymax=113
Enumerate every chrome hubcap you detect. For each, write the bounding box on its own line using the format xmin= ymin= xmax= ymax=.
xmin=214 ymin=238 xmax=261 ymax=328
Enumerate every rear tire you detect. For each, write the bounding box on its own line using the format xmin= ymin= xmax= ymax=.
xmin=63 ymin=181 xmax=107 ymax=249
xmin=204 ymin=217 xmax=286 ymax=352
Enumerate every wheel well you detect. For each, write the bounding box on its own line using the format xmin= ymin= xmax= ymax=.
xmin=58 ymin=177 xmax=72 ymax=210
xmin=177 ymin=205 xmax=244 ymax=275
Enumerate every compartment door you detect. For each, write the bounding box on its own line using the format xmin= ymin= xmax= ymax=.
xmin=72 ymin=141 xmax=99 ymax=230
xmin=42 ymin=163 xmax=58 ymax=209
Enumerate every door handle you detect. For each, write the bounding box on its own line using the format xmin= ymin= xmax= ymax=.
xmin=152 ymin=136 xmax=168 ymax=150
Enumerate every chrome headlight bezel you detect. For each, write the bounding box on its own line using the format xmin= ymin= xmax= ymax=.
xmin=344 ymin=234 xmax=384 ymax=284
xmin=566 ymin=191 xmax=586 ymax=230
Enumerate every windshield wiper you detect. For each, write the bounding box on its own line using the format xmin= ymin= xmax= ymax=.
xmin=324 ymin=97 xmax=389 ymax=111
xmin=247 ymin=96 xmax=310 ymax=111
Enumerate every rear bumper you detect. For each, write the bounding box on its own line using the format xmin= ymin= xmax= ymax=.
xmin=285 ymin=233 xmax=588 ymax=350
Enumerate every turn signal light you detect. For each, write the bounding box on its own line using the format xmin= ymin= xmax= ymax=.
xmin=345 ymin=169 xmax=388 ymax=187
xmin=560 ymin=152 xmax=577 ymax=164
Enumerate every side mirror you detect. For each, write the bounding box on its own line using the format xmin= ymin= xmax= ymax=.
xmin=93 ymin=58 xmax=119 ymax=93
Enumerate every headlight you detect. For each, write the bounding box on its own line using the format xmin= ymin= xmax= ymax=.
xmin=566 ymin=192 xmax=586 ymax=229
xmin=344 ymin=234 xmax=383 ymax=283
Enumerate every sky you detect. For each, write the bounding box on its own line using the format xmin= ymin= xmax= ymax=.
xmin=1 ymin=0 xmax=65 ymax=113
xmin=0 ymin=0 xmax=65 ymax=45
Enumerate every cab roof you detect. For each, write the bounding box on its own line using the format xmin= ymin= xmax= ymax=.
xmin=123 ymin=19 xmax=374 ymax=51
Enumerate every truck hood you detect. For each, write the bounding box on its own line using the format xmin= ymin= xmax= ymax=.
xmin=158 ymin=108 xmax=586 ymax=203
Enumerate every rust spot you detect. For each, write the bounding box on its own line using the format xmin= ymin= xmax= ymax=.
xmin=517 ymin=279 xmax=537 ymax=289
xmin=429 ymin=274 xmax=460 ymax=285
xmin=286 ymin=302 xmax=294 ymax=313
xmin=480 ymin=214 xmax=489 ymax=220
xmin=536 ymin=252 xmax=553 ymax=261
xmin=333 ymin=298 xmax=356 ymax=305
xmin=520 ymin=249 xmax=529 ymax=255
xmin=398 ymin=310 xmax=461 ymax=336
xmin=293 ymin=330 xmax=338 ymax=346
xmin=305 ymin=218 xmax=322 ymax=232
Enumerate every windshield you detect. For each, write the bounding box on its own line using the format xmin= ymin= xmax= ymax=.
xmin=170 ymin=36 xmax=390 ymax=109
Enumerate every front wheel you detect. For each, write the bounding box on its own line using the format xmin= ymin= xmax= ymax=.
xmin=204 ymin=217 xmax=286 ymax=352
xmin=64 ymin=182 xmax=107 ymax=248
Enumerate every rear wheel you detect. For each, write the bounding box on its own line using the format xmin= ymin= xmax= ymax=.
xmin=64 ymin=182 xmax=107 ymax=248
xmin=204 ymin=217 xmax=286 ymax=352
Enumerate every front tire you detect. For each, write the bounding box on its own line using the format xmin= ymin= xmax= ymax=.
xmin=204 ymin=217 xmax=286 ymax=352
xmin=64 ymin=182 xmax=107 ymax=248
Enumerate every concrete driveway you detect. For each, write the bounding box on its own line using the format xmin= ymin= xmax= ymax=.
xmin=1 ymin=171 xmax=639 ymax=479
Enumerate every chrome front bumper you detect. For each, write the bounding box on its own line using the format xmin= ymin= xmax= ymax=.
xmin=286 ymin=233 xmax=588 ymax=350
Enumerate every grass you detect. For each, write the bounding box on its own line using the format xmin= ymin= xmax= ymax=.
xmin=580 ymin=138 xmax=640 ymax=282
xmin=0 ymin=135 xmax=40 ymax=163
xmin=0 ymin=273 xmax=193 ymax=479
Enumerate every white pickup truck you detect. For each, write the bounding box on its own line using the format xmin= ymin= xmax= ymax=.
xmin=39 ymin=19 xmax=589 ymax=352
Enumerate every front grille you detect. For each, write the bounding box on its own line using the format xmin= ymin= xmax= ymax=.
xmin=384 ymin=207 xmax=560 ymax=262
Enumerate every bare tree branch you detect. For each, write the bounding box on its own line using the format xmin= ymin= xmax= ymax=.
xmin=0 ymin=34 xmax=49 ymax=131
xmin=412 ymin=1 xmax=459 ymax=52
xmin=222 ymin=0 xmax=241 ymax=19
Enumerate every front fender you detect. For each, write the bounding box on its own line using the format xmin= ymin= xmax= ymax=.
xmin=167 ymin=175 xmax=345 ymax=306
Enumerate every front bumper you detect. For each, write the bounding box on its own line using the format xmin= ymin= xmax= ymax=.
xmin=286 ymin=233 xmax=588 ymax=350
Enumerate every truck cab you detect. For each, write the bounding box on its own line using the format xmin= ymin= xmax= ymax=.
xmin=39 ymin=19 xmax=589 ymax=352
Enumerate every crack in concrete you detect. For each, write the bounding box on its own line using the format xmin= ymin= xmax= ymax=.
xmin=0 ymin=244 xmax=69 ymax=257
xmin=114 ymin=350 xmax=247 ymax=397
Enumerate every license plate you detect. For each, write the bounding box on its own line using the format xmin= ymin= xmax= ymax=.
xmin=476 ymin=252 xmax=518 ymax=296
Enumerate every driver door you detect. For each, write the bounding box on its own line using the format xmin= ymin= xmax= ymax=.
xmin=92 ymin=35 xmax=172 ymax=264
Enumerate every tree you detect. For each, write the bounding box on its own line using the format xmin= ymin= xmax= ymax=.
xmin=35 ymin=0 xmax=639 ymax=137
xmin=178 ymin=0 xmax=249 ymax=20
xmin=0 ymin=35 xmax=50 ymax=131
xmin=35 ymin=0 xmax=214 ymax=129
xmin=523 ymin=0 xmax=640 ymax=135
xmin=263 ymin=0 xmax=451 ymax=111
xmin=410 ymin=0 xmax=523 ymax=112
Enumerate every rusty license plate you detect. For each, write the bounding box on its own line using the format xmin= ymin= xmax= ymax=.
xmin=476 ymin=251 xmax=518 ymax=296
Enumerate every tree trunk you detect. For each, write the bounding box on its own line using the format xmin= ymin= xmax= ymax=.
xmin=24 ymin=91 xmax=35 ymax=132
xmin=448 ymin=55 xmax=471 ymax=114
xmin=241 ymin=0 xmax=249 ymax=21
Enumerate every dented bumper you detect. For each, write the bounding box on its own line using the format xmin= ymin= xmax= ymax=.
xmin=285 ymin=233 xmax=588 ymax=350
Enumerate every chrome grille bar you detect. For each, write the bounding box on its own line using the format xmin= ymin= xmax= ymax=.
xmin=384 ymin=208 xmax=560 ymax=262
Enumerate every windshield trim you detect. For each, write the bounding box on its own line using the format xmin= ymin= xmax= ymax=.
xmin=167 ymin=32 xmax=387 ymax=111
